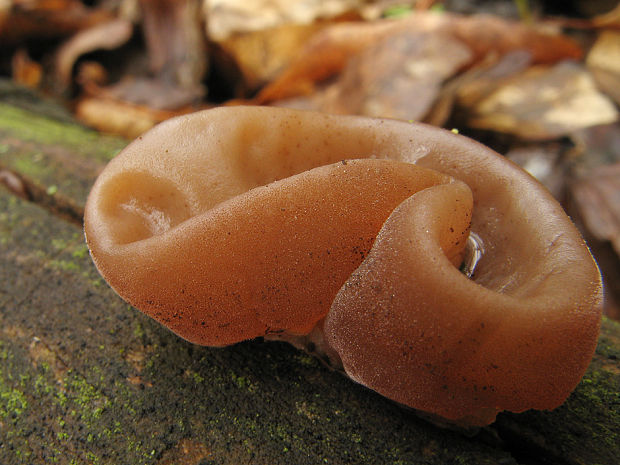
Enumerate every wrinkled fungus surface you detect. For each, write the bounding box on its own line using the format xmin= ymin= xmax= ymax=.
xmin=84 ymin=106 xmax=602 ymax=427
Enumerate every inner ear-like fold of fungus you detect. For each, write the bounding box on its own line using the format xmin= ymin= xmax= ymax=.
xmin=87 ymin=157 xmax=458 ymax=347
xmin=325 ymin=177 xmax=602 ymax=426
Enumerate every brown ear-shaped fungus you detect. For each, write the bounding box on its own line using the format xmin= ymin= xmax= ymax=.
xmin=84 ymin=106 xmax=602 ymax=427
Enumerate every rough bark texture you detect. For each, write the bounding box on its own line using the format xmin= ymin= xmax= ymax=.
xmin=1 ymin=81 xmax=618 ymax=464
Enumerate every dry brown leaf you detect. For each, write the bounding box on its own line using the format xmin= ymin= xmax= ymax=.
xmin=157 ymin=438 xmax=211 ymax=465
xmin=75 ymin=97 xmax=185 ymax=139
xmin=449 ymin=14 xmax=582 ymax=64
xmin=321 ymin=29 xmax=472 ymax=121
xmin=572 ymin=162 xmax=620 ymax=256
xmin=254 ymin=19 xmax=401 ymax=103
xmin=141 ymin=0 xmax=207 ymax=92
xmin=215 ymin=22 xmax=327 ymax=92
xmin=462 ymin=61 xmax=618 ymax=140
xmin=587 ymin=30 xmax=620 ymax=105
xmin=572 ymin=123 xmax=620 ymax=172
xmin=506 ymin=145 xmax=566 ymax=199
xmin=0 ymin=0 xmax=9 ymax=33
xmin=76 ymin=61 xmax=109 ymax=90
xmin=0 ymin=169 xmax=29 ymax=200
xmin=255 ymin=11 xmax=583 ymax=104
xmin=77 ymin=0 xmax=208 ymax=113
xmin=453 ymin=50 xmax=533 ymax=109
xmin=102 ymin=77 xmax=206 ymax=110
xmin=0 ymin=0 xmax=113 ymax=44
xmin=11 ymin=48 xmax=42 ymax=89
xmin=53 ymin=18 xmax=133 ymax=93
xmin=569 ymin=122 xmax=620 ymax=320
xmin=425 ymin=50 xmax=532 ymax=127
xmin=590 ymin=2 xmax=620 ymax=28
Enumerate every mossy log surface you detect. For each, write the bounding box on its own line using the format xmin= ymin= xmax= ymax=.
xmin=1 ymin=82 xmax=619 ymax=465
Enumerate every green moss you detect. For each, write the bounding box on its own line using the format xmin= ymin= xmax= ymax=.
xmin=0 ymin=102 xmax=126 ymax=212
xmin=71 ymin=243 xmax=89 ymax=259
xmin=230 ymin=371 xmax=259 ymax=392
xmin=51 ymin=238 xmax=69 ymax=251
xmin=383 ymin=5 xmax=413 ymax=18
xmin=294 ymin=353 xmax=318 ymax=367
xmin=596 ymin=318 xmax=620 ymax=360
xmin=0 ymin=103 xmax=124 ymax=160
xmin=12 ymin=155 xmax=49 ymax=179
xmin=190 ymin=371 xmax=204 ymax=384
xmin=48 ymin=259 xmax=80 ymax=272
xmin=0 ymin=387 xmax=28 ymax=419
xmin=133 ymin=322 xmax=145 ymax=340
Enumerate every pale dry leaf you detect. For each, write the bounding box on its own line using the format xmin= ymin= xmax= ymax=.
xmin=464 ymin=61 xmax=618 ymax=140
xmin=0 ymin=0 xmax=9 ymax=31
xmin=426 ymin=50 xmax=533 ymax=127
xmin=591 ymin=2 xmax=620 ymax=28
xmin=454 ymin=50 xmax=533 ymax=109
xmin=586 ymin=30 xmax=620 ymax=105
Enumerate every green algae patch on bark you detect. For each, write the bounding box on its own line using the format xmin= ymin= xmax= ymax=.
xmin=0 ymin=102 xmax=127 ymax=219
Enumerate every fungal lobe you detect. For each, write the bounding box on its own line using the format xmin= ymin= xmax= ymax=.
xmin=85 ymin=106 xmax=602 ymax=427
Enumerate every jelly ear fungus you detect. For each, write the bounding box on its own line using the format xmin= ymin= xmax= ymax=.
xmin=84 ymin=106 xmax=602 ymax=427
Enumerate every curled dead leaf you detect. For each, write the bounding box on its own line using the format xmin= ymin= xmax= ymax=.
xmin=587 ymin=30 xmax=620 ymax=105
xmin=54 ymin=18 xmax=133 ymax=93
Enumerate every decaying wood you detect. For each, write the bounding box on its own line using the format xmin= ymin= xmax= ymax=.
xmin=0 ymin=82 xmax=618 ymax=464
